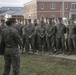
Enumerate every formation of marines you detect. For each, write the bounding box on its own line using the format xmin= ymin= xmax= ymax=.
xmin=14 ymin=17 xmax=76 ymax=55
xmin=0 ymin=17 xmax=76 ymax=56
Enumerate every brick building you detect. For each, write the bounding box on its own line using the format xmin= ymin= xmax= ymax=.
xmin=24 ymin=0 xmax=76 ymax=21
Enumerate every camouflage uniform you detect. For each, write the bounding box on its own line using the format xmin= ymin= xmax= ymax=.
xmin=33 ymin=20 xmax=39 ymax=51
xmin=0 ymin=20 xmax=7 ymax=53
xmin=2 ymin=27 xmax=22 ymax=75
xmin=67 ymin=23 xmax=76 ymax=54
xmin=21 ymin=25 xmax=26 ymax=53
xmin=15 ymin=23 xmax=23 ymax=36
xmin=46 ymin=23 xmax=56 ymax=53
xmin=36 ymin=22 xmax=46 ymax=53
xmin=0 ymin=25 xmax=7 ymax=42
xmin=56 ymin=20 xmax=66 ymax=54
xmin=24 ymin=22 xmax=36 ymax=53
xmin=21 ymin=19 xmax=28 ymax=53
xmin=15 ymin=23 xmax=23 ymax=52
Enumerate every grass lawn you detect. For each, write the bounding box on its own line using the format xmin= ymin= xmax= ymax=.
xmin=0 ymin=54 xmax=76 ymax=75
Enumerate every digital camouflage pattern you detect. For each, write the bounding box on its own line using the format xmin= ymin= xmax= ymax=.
xmin=46 ymin=23 xmax=56 ymax=52
xmin=24 ymin=23 xmax=36 ymax=53
xmin=67 ymin=23 xmax=76 ymax=54
xmin=36 ymin=24 xmax=46 ymax=52
xmin=0 ymin=24 xmax=7 ymax=55
xmin=56 ymin=23 xmax=66 ymax=54
xmin=0 ymin=25 xmax=7 ymax=43
xmin=2 ymin=27 xmax=22 ymax=75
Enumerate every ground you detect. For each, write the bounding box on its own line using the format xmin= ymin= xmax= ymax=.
xmin=0 ymin=54 xmax=76 ymax=75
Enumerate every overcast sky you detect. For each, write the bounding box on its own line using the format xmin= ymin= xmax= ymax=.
xmin=0 ymin=0 xmax=32 ymax=7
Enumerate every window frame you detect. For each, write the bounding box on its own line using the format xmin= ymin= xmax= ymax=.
xmin=50 ymin=3 xmax=56 ymax=9
xmin=41 ymin=3 xmax=44 ymax=9
xmin=72 ymin=3 xmax=76 ymax=9
xmin=65 ymin=3 xmax=68 ymax=9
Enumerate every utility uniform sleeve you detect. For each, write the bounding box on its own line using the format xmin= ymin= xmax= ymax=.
xmin=14 ymin=30 xmax=23 ymax=46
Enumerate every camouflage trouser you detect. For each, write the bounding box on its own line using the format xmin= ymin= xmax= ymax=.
xmin=38 ymin=36 xmax=46 ymax=52
xmin=46 ymin=35 xmax=55 ymax=51
xmin=22 ymin=37 xmax=26 ymax=49
xmin=25 ymin=37 xmax=35 ymax=53
xmin=35 ymin=35 xmax=39 ymax=51
xmin=22 ymin=37 xmax=26 ymax=53
xmin=68 ymin=36 xmax=76 ymax=54
xmin=3 ymin=48 xmax=20 ymax=75
xmin=56 ymin=36 xmax=65 ymax=53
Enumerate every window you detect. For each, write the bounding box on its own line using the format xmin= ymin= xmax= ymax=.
xmin=41 ymin=3 xmax=44 ymax=9
xmin=50 ymin=3 xmax=56 ymax=9
xmin=65 ymin=3 xmax=68 ymax=9
xmin=72 ymin=3 xmax=76 ymax=9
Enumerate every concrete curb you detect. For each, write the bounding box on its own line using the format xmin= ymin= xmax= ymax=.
xmin=49 ymin=54 xmax=76 ymax=60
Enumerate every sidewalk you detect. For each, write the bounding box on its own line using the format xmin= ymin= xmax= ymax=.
xmin=35 ymin=52 xmax=76 ymax=60
xmin=50 ymin=54 xmax=76 ymax=60
xmin=20 ymin=51 xmax=76 ymax=60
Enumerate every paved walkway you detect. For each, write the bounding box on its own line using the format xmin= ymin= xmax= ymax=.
xmin=35 ymin=52 xmax=76 ymax=60
xmin=19 ymin=51 xmax=76 ymax=60
xmin=49 ymin=54 xmax=76 ymax=60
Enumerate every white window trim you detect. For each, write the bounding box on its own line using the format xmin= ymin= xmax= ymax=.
xmin=50 ymin=3 xmax=56 ymax=9
xmin=71 ymin=3 xmax=76 ymax=9
xmin=41 ymin=3 xmax=44 ymax=9
xmin=65 ymin=3 xmax=68 ymax=9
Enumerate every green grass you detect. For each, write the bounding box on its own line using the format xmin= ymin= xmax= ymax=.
xmin=0 ymin=54 xmax=76 ymax=75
